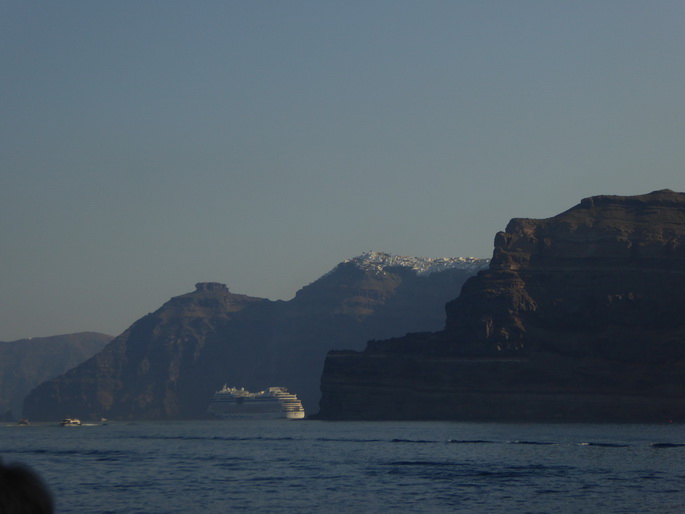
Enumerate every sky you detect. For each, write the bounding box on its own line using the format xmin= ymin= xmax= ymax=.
xmin=2 ymin=1 xmax=685 ymax=341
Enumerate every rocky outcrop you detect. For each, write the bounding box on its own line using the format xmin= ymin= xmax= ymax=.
xmin=317 ymin=190 xmax=685 ymax=422
xmin=24 ymin=255 xmax=486 ymax=421
xmin=0 ymin=332 xmax=111 ymax=420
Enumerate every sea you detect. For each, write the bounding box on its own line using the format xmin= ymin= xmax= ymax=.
xmin=2 ymin=419 xmax=684 ymax=513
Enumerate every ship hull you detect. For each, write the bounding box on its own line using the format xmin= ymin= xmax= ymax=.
xmin=209 ymin=410 xmax=305 ymax=420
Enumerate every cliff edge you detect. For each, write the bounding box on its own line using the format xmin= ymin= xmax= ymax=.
xmin=317 ymin=190 xmax=685 ymax=421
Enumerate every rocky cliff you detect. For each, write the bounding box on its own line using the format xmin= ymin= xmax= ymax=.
xmin=0 ymin=332 xmax=111 ymax=420
xmin=23 ymin=253 xmax=486 ymax=420
xmin=317 ymin=190 xmax=685 ymax=422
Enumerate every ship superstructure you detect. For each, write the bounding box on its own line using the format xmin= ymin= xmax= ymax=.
xmin=208 ymin=386 xmax=305 ymax=420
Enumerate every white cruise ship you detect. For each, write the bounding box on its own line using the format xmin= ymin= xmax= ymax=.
xmin=208 ymin=386 xmax=305 ymax=420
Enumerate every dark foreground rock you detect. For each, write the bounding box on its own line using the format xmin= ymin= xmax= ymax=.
xmin=23 ymin=254 xmax=486 ymax=421
xmin=317 ymin=190 xmax=685 ymax=422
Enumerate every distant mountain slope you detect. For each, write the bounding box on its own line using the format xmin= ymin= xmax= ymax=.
xmin=0 ymin=332 xmax=112 ymax=420
xmin=24 ymin=253 xmax=487 ymax=420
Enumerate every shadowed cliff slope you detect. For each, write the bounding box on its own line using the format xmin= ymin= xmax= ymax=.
xmin=318 ymin=190 xmax=685 ymax=422
xmin=23 ymin=254 xmax=486 ymax=420
xmin=0 ymin=332 xmax=112 ymax=420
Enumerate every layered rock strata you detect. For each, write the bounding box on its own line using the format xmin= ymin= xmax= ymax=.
xmin=318 ymin=190 xmax=685 ymax=421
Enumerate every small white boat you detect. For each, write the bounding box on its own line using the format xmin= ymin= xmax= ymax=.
xmin=60 ymin=418 xmax=81 ymax=426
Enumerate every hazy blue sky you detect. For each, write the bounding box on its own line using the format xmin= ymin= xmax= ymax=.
xmin=2 ymin=1 xmax=685 ymax=340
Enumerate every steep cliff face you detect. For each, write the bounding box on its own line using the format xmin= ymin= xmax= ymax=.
xmin=318 ymin=190 xmax=685 ymax=421
xmin=24 ymin=254 xmax=486 ymax=421
xmin=0 ymin=332 xmax=111 ymax=420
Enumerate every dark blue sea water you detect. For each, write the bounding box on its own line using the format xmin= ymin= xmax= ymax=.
xmin=2 ymin=420 xmax=684 ymax=513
